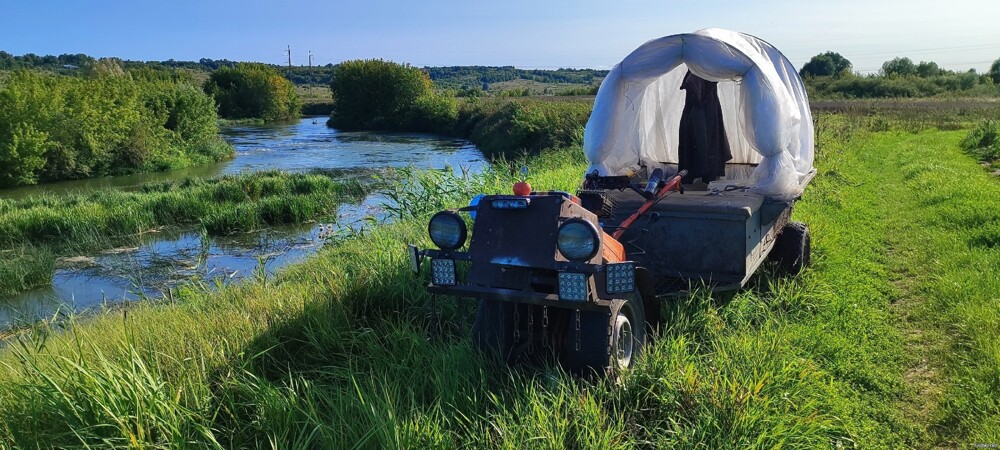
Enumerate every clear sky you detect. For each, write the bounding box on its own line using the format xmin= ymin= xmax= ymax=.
xmin=2 ymin=0 xmax=998 ymax=74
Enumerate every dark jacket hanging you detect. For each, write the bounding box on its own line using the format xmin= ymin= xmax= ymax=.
xmin=677 ymin=71 xmax=732 ymax=183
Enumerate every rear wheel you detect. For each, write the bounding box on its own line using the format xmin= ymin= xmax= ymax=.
xmin=769 ymin=222 xmax=811 ymax=275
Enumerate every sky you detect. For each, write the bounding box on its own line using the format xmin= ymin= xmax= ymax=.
xmin=2 ymin=0 xmax=998 ymax=74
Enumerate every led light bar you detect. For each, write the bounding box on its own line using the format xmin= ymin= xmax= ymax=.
xmin=558 ymin=272 xmax=588 ymax=302
xmin=605 ymin=262 xmax=636 ymax=294
xmin=431 ymin=258 xmax=456 ymax=286
xmin=491 ymin=198 xmax=530 ymax=209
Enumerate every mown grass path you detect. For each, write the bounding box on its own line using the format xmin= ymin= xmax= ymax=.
xmin=801 ymin=125 xmax=999 ymax=448
xmin=0 ymin=125 xmax=996 ymax=448
xmin=863 ymin=131 xmax=999 ymax=447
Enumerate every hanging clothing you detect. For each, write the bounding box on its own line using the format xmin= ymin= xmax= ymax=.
xmin=677 ymin=71 xmax=732 ymax=183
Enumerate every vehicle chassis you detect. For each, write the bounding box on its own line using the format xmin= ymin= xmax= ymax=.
xmin=411 ymin=170 xmax=815 ymax=374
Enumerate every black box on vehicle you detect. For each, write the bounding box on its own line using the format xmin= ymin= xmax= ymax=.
xmin=605 ymin=189 xmax=792 ymax=289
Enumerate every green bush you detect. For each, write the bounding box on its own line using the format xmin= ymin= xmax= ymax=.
xmin=203 ymin=63 xmax=301 ymax=122
xmin=454 ymin=98 xmax=592 ymax=157
xmin=961 ymin=119 xmax=1000 ymax=164
xmin=328 ymin=59 xmax=433 ymax=130
xmin=405 ymin=93 xmax=459 ymax=134
xmin=0 ymin=70 xmax=232 ymax=187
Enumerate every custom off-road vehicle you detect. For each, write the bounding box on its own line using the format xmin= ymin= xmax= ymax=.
xmin=408 ymin=29 xmax=817 ymax=374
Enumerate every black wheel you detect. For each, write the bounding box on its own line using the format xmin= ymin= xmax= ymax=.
xmin=561 ymin=294 xmax=646 ymax=376
xmin=769 ymin=222 xmax=811 ymax=275
xmin=471 ymin=299 xmax=518 ymax=363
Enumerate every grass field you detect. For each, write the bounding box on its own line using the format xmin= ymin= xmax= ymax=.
xmin=0 ymin=108 xmax=998 ymax=448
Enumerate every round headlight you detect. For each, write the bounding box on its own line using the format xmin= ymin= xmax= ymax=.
xmin=557 ymin=219 xmax=600 ymax=262
xmin=428 ymin=211 xmax=467 ymax=250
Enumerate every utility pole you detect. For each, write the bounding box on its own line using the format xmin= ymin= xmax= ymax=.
xmin=308 ymin=51 xmax=313 ymax=68
xmin=285 ymin=45 xmax=291 ymax=68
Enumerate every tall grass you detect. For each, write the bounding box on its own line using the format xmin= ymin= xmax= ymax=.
xmin=0 ymin=107 xmax=998 ymax=447
xmin=960 ymin=118 xmax=1000 ymax=170
xmin=0 ymin=170 xmax=373 ymax=297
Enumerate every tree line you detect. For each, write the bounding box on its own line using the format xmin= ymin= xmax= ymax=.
xmin=800 ymin=51 xmax=1000 ymax=98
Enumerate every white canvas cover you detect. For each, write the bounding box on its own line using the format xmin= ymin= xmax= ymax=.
xmin=583 ymin=28 xmax=814 ymax=200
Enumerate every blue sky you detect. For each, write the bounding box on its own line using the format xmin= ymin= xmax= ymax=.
xmin=2 ymin=0 xmax=998 ymax=73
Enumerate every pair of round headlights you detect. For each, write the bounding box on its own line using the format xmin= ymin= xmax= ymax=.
xmin=427 ymin=212 xmax=599 ymax=262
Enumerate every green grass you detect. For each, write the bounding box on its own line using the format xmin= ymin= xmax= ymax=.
xmin=0 ymin=170 xmax=373 ymax=297
xmin=0 ymin=113 xmax=998 ymax=448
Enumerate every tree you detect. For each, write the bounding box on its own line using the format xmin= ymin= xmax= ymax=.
xmin=203 ymin=63 xmax=301 ymax=122
xmin=328 ymin=59 xmax=433 ymax=130
xmin=916 ymin=61 xmax=940 ymax=78
xmin=990 ymin=58 xmax=1000 ymax=85
xmin=881 ymin=57 xmax=916 ymax=77
xmin=799 ymin=51 xmax=852 ymax=78
xmin=959 ymin=69 xmax=979 ymax=90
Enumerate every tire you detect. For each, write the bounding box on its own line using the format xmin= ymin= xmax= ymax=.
xmin=471 ymin=299 xmax=518 ymax=363
xmin=769 ymin=222 xmax=811 ymax=275
xmin=562 ymin=293 xmax=646 ymax=376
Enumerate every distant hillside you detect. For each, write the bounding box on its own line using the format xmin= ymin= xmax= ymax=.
xmin=0 ymin=52 xmax=606 ymax=93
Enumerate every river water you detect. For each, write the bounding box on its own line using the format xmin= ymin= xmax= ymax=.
xmin=0 ymin=118 xmax=484 ymax=329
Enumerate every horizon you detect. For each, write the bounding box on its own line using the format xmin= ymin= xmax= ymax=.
xmin=2 ymin=0 xmax=998 ymax=75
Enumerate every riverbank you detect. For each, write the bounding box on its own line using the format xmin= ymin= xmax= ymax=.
xmin=329 ymin=95 xmax=595 ymax=159
xmin=0 ymin=170 xmax=374 ymax=297
xmin=1 ymin=108 xmax=998 ymax=447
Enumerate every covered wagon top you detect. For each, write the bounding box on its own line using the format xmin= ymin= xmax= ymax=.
xmin=583 ymin=28 xmax=814 ymax=200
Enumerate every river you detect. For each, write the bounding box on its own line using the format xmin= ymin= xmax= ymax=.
xmin=0 ymin=118 xmax=485 ymax=330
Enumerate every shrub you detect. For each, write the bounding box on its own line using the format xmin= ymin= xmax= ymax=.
xmin=0 ymin=70 xmax=232 ymax=187
xmin=204 ymin=63 xmax=301 ymax=122
xmin=328 ymin=59 xmax=432 ymax=130
xmin=454 ymin=98 xmax=592 ymax=157
xmin=406 ymin=93 xmax=459 ymax=135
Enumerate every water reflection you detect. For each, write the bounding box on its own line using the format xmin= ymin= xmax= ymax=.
xmin=0 ymin=119 xmax=480 ymax=329
xmin=1 ymin=118 xmax=484 ymax=200
xmin=0 ymin=194 xmax=386 ymax=330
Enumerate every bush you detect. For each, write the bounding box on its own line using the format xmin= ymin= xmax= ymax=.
xmin=203 ymin=63 xmax=301 ymax=122
xmin=961 ymin=119 xmax=1000 ymax=163
xmin=454 ymin=98 xmax=592 ymax=157
xmin=406 ymin=94 xmax=459 ymax=135
xmin=328 ymin=59 xmax=433 ymax=130
xmin=0 ymin=70 xmax=232 ymax=187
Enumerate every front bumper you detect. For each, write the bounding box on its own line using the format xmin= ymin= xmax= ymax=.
xmin=411 ymin=246 xmax=634 ymax=310
xmin=426 ymin=283 xmax=613 ymax=310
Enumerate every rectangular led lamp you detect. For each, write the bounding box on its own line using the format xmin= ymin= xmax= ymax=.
xmin=431 ymin=258 xmax=456 ymax=286
xmin=558 ymin=272 xmax=588 ymax=302
xmin=605 ymin=262 xmax=636 ymax=294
